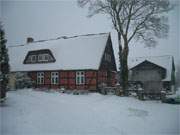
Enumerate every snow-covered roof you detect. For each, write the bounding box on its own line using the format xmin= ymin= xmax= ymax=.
xmin=128 ymin=55 xmax=174 ymax=81
xmin=8 ymin=33 xmax=110 ymax=72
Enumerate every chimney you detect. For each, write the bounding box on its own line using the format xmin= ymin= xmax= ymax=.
xmin=27 ymin=37 xmax=34 ymax=43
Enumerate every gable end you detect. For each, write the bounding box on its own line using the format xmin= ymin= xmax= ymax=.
xmin=99 ymin=35 xmax=117 ymax=71
xmin=130 ymin=60 xmax=166 ymax=71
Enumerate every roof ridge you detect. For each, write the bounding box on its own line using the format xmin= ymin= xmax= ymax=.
xmin=8 ymin=32 xmax=110 ymax=48
xmin=129 ymin=55 xmax=173 ymax=59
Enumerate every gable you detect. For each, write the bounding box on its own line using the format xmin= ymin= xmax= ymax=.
xmin=9 ymin=33 xmax=109 ymax=72
xmin=130 ymin=60 xmax=166 ymax=71
xmin=128 ymin=55 xmax=174 ymax=81
xmin=99 ymin=36 xmax=117 ymax=71
xmin=130 ymin=60 xmax=166 ymax=81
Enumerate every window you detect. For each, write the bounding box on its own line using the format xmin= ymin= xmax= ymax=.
xmin=37 ymin=72 xmax=44 ymax=84
xmin=44 ymin=54 xmax=52 ymax=61
xmin=38 ymin=55 xmax=43 ymax=61
xmin=31 ymin=55 xmax=36 ymax=62
xmin=76 ymin=71 xmax=85 ymax=85
xmin=51 ymin=72 xmax=59 ymax=84
xmin=104 ymin=53 xmax=111 ymax=62
xmin=38 ymin=54 xmax=51 ymax=62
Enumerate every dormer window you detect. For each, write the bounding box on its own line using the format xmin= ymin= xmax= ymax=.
xmin=24 ymin=49 xmax=55 ymax=64
xmin=38 ymin=55 xmax=43 ymax=62
xmin=38 ymin=54 xmax=51 ymax=62
xmin=31 ymin=55 xmax=36 ymax=62
xmin=44 ymin=54 xmax=50 ymax=61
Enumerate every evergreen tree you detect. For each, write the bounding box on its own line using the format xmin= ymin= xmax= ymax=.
xmin=0 ymin=23 xmax=10 ymax=100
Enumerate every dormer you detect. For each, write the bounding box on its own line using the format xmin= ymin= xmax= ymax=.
xmin=23 ymin=49 xmax=56 ymax=64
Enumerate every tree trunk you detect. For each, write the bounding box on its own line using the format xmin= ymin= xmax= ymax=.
xmin=121 ymin=39 xmax=129 ymax=96
xmin=118 ymin=32 xmax=123 ymax=83
xmin=117 ymin=32 xmax=129 ymax=96
xmin=0 ymin=83 xmax=6 ymax=100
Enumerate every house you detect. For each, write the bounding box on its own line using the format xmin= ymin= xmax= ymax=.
xmin=8 ymin=33 xmax=117 ymax=91
xmin=128 ymin=55 xmax=175 ymax=93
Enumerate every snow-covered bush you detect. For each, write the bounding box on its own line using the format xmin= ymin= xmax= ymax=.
xmin=59 ymin=87 xmax=66 ymax=93
xmin=15 ymin=72 xmax=35 ymax=89
xmin=71 ymin=90 xmax=88 ymax=95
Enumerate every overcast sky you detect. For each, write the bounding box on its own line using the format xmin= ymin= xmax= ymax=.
xmin=1 ymin=0 xmax=180 ymax=68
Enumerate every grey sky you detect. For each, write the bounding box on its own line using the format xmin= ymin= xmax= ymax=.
xmin=1 ymin=0 xmax=180 ymax=69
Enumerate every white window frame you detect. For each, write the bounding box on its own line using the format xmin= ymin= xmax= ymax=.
xmin=38 ymin=54 xmax=50 ymax=62
xmin=51 ymin=72 xmax=59 ymax=85
xmin=37 ymin=72 xmax=44 ymax=84
xmin=76 ymin=71 xmax=85 ymax=85
xmin=44 ymin=54 xmax=51 ymax=61
xmin=38 ymin=55 xmax=43 ymax=62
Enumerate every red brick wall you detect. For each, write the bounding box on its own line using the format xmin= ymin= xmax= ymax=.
xmin=44 ymin=71 xmax=51 ymax=87
xmin=98 ymin=70 xmax=107 ymax=85
xmin=60 ymin=71 xmax=76 ymax=89
xmin=97 ymin=70 xmax=117 ymax=87
xmin=29 ymin=70 xmax=98 ymax=90
xmin=110 ymin=72 xmax=117 ymax=86
xmin=85 ymin=71 xmax=97 ymax=90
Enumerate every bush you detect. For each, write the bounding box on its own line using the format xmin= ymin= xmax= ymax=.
xmin=15 ymin=72 xmax=35 ymax=89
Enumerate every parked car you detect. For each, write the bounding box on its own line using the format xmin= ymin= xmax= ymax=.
xmin=162 ymin=89 xmax=180 ymax=104
xmin=162 ymin=96 xmax=180 ymax=104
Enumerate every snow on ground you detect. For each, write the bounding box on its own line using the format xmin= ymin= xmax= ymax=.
xmin=1 ymin=89 xmax=180 ymax=135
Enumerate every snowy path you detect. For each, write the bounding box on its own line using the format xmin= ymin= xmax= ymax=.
xmin=1 ymin=89 xmax=179 ymax=135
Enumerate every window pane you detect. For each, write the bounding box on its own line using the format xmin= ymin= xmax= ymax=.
xmin=38 ymin=55 xmax=43 ymax=61
xmin=77 ymin=77 xmax=80 ymax=84
xmin=31 ymin=55 xmax=36 ymax=62
xmin=81 ymin=72 xmax=84 ymax=75
xmin=81 ymin=76 xmax=84 ymax=84
xmin=51 ymin=72 xmax=59 ymax=84
xmin=55 ymin=78 xmax=58 ymax=84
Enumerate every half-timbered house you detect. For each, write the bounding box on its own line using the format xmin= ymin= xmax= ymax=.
xmin=8 ymin=33 xmax=117 ymax=91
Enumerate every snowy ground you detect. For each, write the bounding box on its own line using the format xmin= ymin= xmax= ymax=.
xmin=1 ymin=89 xmax=180 ymax=135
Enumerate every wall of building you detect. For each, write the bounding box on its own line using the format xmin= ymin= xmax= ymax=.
xmin=131 ymin=69 xmax=163 ymax=81
xmin=130 ymin=61 xmax=166 ymax=82
xmin=28 ymin=70 xmax=116 ymax=90
xmin=129 ymin=61 xmax=168 ymax=92
xmin=8 ymin=73 xmax=16 ymax=89
xmin=176 ymin=61 xmax=180 ymax=88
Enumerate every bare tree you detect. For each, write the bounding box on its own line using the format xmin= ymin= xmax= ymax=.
xmin=78 ymin=0 xmax=172 ymax=95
